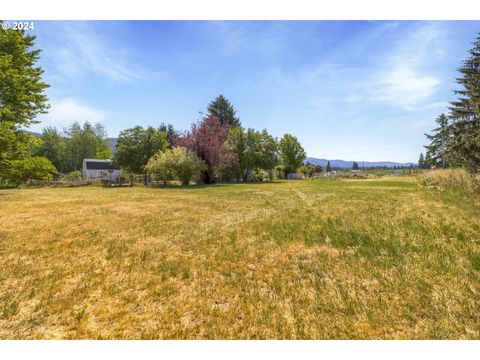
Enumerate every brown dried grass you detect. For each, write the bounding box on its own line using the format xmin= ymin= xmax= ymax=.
xmin=0 ymin=178 xmax=479 ymax=339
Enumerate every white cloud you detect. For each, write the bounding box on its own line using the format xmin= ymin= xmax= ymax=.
xmin=50 ymin=22 xmax=143 ymax=82
xmin=370 ymin=23 xmax=445 ymax=111
xmin=39 ymin=98 xmax=106 ymax=129
xmin=374 ymin=67 xmax=441 ymax=110
xmin=256 ymin=22 xmax=448 ymax=116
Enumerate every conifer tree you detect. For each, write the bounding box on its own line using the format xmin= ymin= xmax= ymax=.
xmin=418 ymin=153 xmax=425 ymax=169
xmin=447 ymin=34 xmax=480 ymax=172
xmin=424 ymin=152 xmax=432 ymax=169
xmin=207 ymin=95 xmax=241 ymax=127
xmin=424 ymin=113 xmax=450 ymax=168
xmin=326 ymin=161 xmax=332 ymax=172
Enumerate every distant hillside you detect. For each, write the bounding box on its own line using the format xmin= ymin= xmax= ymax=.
xmin=306 ymin=157 xmax=415 ymax=169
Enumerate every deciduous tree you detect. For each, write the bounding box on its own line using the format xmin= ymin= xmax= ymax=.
xmin=146 ymin=147 xmax=206 ymax=185
xmin=7 ymin=156 xmax=56 ymax=184
xmin=32 ymin=127 xmax=67 ymax=173
xmin=180 ymin=116 xmax=235 ymax=184
xmin=225 ymin=127 xmax=279 ymax=181
xmin=278 ymin=134 xmax=306 ymax=174
xmin=0 ymin=23 xmax=49 ymax=178
xmin=114 ymin=125 xmax=168 ymax=184
xmin=64 ymin=122 xmax=111 ymax=171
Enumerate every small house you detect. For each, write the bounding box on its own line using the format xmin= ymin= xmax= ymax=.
xmin=82 ymin=159 xmax=121 ymax=182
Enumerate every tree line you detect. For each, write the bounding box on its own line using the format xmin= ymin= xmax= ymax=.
xmin=32 ymin=122 xmax=112 ymax=174
xmin=421 ymin=33 xmax=480 ymax=174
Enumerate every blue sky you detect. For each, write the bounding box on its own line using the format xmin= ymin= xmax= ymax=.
xmin=29 ymin=21 xmax=480 ymax=162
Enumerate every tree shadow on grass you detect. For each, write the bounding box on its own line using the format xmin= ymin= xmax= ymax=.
xmin=147 ymin=183 xmax=228 ymax=190
xmin=0 ymin=185 xmax=18 ymax=190
xmin=145 ymin=180 xmax=284 ymax=190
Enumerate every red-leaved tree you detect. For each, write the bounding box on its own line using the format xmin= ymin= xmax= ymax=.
xmin=180 ymin=116 xmax=236 ymax=184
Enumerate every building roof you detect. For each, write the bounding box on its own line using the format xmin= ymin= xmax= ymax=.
xmin=84 ymin=160 xmax=120 ymax=171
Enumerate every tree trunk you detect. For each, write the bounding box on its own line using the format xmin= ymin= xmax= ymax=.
xmin=203 ymin=166 xmax=215 ymax=184
xmin=242 ymin=170 xmax=249 ymax=182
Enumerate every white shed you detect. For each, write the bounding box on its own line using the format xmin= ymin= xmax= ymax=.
xmin=82 ymin=159 xmax=121 ymax=182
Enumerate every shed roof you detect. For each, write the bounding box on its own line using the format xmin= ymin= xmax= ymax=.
xmin=85 ymin=160 xmax=120 ymax=171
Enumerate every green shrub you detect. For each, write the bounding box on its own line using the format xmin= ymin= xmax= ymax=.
xmin=274 ymin=165 xmax=289 ymax=179
xmin=420 ymin=168 xmax=480 ymax=195
xmin=146 ymin=147 xmax=206 ymax=185
xmin=66 ymin=170 xmax=81 ymax=178
xmin=7 ymin=157 xmax=57 ymax=184
xmin=298 ymin=165 xmax=311 ymax=178
xmin=252 ymin=168 xmax=267 ymax=182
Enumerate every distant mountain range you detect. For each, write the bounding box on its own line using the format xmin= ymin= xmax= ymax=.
xmin=306 ymin=157 xmax=415 ymax=169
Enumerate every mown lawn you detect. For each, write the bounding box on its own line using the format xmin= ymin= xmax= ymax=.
xmin=1 ymin=177 xmax=479 ymax=339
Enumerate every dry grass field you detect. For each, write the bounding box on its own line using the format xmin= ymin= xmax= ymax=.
xmin=1 ymin=177 xmax=480 ymax=339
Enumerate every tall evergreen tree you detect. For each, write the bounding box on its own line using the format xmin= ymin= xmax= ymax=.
xmin=326 ymin=161 xmax=332 ymax=173
xmin=424 ymin=152 xmax=432 ymax=169
xmin=352 ymin=161 xmax=359 ymax=170
xmin=447 ymin=34 xmax=480 ymax=172
xmin=207 ymin=95 xmax=240 ymax=127
xmin=418 ymin=153 xmax=425 ymax=169
xmin=159 ymin=122 xmax=179 ymax=147
xmin=424 ymin=113 xmax=450 ymax=168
